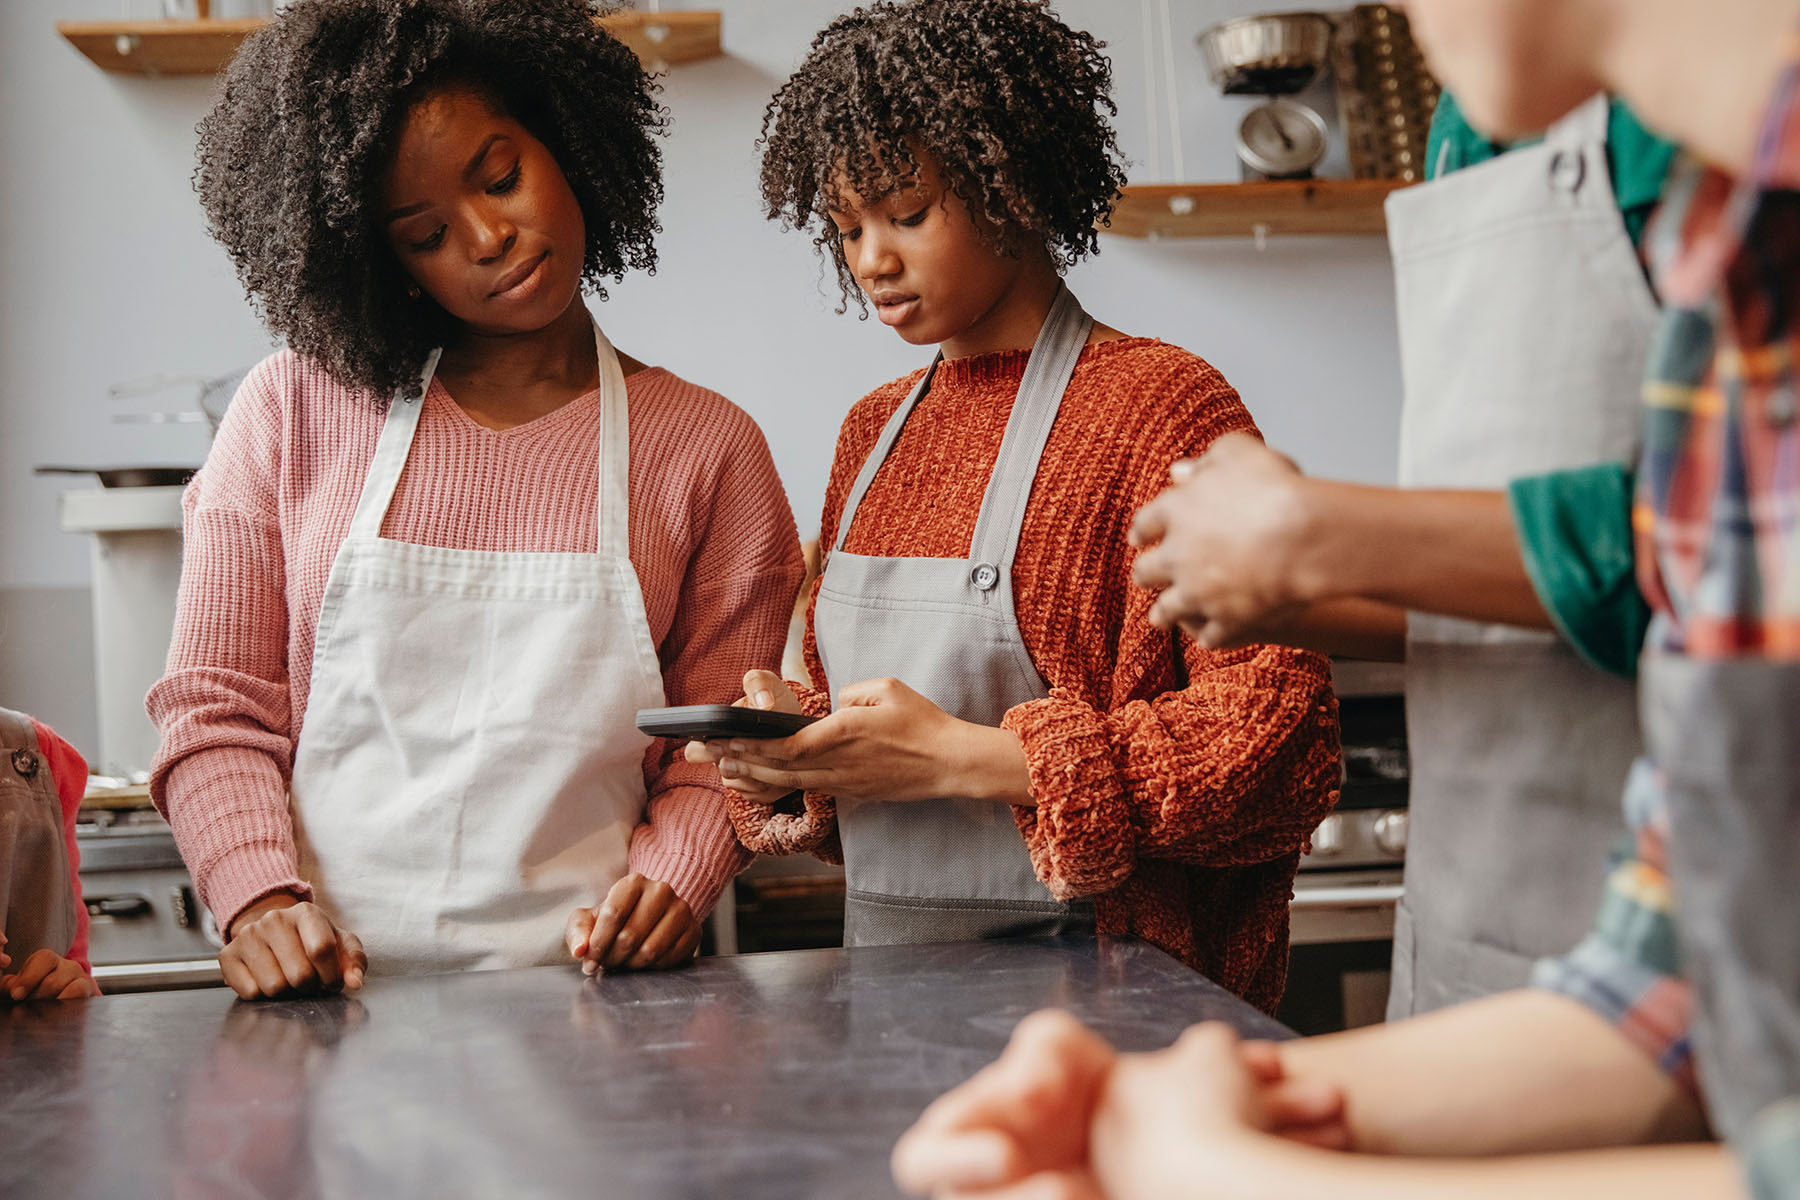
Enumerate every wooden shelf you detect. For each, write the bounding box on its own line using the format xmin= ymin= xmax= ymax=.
xmin=1105 ymin=180 xmax=1409 ymax=239
xmin=57 ymin=11 xmax=722 ymax=76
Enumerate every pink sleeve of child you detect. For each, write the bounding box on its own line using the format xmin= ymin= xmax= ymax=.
xmin=29 ymin=719 xmax=90 ymax=975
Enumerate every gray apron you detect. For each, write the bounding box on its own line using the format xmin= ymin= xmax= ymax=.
xmin=0 ymin=708 xmax=78 ymax=965
xmin=1641 ymin=653 xmax=1800 ymax=1167
xmin=1385 ymin=95 xmax=1659 ymax=1017
xmin=814 ymin=284 xmax=1097 ymax=946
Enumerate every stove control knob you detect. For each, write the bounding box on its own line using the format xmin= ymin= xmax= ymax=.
xmin=1309 ymin=814 xmax=1346 ymax=857
xmin=171 ymin=885 xmax=193 ymax=930
xmin=1373 ymin=810 xmax=1410 ymax=856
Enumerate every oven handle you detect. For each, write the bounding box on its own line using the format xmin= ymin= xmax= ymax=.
xmin=85 ymin=894 xmax=154 ymax=919
xmin=1289 ymin=884 xmax=1405 ymax=910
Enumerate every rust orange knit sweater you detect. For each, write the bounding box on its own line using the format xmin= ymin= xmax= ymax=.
xmin=727 ymin=337 xmax=1341 ymax=1012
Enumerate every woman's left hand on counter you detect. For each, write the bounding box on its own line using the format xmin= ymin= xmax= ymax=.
xmin=698 ymin=676 xmax=1033 ymax=807
xmin=566 ymin=874 xmax=702 ymax=975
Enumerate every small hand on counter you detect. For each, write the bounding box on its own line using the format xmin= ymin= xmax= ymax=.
xmin=0 ymin=933 xmax=98 ymax=1002
xmin=684 ymin=669 xmax=1032 ymax=807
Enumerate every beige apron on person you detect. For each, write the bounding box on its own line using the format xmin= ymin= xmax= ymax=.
xmin=287 ymin=321 xmax=666 ymax=976
xmin=0 ymin=708 xmax=78 ymax=966
xmin=813 ymin=283 xmax=1096 ymax=946
xmin=1386 ymin=95 xmax=1659 ymax=1017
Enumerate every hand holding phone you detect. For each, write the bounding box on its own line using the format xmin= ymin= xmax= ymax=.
xmin=677 ymin=669 xmax=809 ymax=806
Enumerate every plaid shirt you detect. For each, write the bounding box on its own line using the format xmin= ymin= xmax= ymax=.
xmin=1534 ymin=50 xmax=1800 ymax=1195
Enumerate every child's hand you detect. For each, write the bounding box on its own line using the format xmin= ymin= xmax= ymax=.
xmin=221 ymin=895 xmax=367 ymax=1001
xmin=565 ymin=874 xmax=701 ymax=975
xmin=1090 ymin=1023 xmax=1344 ymax=1200
xmin=1235 ymin=1038 xmax=1352 ymax=1150
xmin=892 ymin=1009 xmax=1117 ymax=1197
xmin=683 ymin=669 xmax=802 ymax=807
xmin=1 ymin=949 xmax=99 ymax=1002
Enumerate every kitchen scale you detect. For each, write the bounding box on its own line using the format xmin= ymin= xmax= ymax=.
xmin=1198 ymin=12 xmax=1336 ymax=181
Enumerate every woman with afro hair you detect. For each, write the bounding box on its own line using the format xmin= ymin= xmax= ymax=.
xmin=148 ymin=0 xmax=804 ymax=999
xmin=689 ymin=0 xmax=1341 ymax=1011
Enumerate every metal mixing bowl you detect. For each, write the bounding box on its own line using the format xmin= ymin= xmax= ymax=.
xmin=1197 ymin=12 xmax=1335 ymax=96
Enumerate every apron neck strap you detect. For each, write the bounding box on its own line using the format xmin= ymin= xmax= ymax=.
xmin=833 ymin=283 xmax=1093 ymax=559
xmin=349 ymin=347 xmax=443 ymax=540
xmin=350 ymin=319 xmax=632 ymax=555
xmin=832 ymin=354 xmax=941 ymax=554
xmin=1546 ymin=92 xmax=1611 ymax=150
xmin=968 ymin=283 xmax=1092 ymax=569
xmin=590 ymin=321 xmax=632 ymax=554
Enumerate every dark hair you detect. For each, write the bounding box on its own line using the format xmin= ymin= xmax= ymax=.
xmin=758 ymin=0 xmax=1128 ymax=310
xmin=194 ymin=0 xmax=667 ymax=398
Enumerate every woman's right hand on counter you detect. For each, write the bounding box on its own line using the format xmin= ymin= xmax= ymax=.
xmin=221 ymin=895 xmax=366 ymax=1000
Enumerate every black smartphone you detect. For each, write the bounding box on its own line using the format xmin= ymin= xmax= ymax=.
xmin=635 ymin=704 xmax=819 ymax=743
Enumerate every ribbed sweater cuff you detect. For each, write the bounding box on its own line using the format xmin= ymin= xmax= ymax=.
xmin=788 ymin=679 xmax=833 ymax=718
xmin=1002 ymin=694 xmax=1138 ymax=897
xmin=160 ymin=747 xmax=308 ymax=935
xmin=628 ymin=786 xmax=753 ymax=918
xmin=716 ymin=679 xmax=841 ymax=859
xmin=207 ymin=844 xmax=312 ymax=938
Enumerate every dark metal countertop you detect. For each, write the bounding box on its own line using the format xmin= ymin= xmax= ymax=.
xmin=0 ymin=937 xmax=1287 ymax=1200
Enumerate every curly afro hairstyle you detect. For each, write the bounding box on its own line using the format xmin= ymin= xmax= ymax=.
xmin=758 ymin=0 xmax=1128 ymax=310
xmin=195 ymin=0 xmax=666 ymax=399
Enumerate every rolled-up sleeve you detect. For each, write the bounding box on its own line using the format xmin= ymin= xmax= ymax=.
xmin=1509 ymin=462 xmax=1650 ymax=678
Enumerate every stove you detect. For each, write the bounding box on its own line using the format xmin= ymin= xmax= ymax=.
xmin=1281 ymin=684 xmax=1407 ymax=1034
xmin=75 ymin=806 xmax=223 ymax=992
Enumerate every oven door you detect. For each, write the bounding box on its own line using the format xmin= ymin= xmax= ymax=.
xmin=78 ymin=829 xmax=224 ymax=992
xmin=1279 ymin=869 xmax=1401 ymax=1035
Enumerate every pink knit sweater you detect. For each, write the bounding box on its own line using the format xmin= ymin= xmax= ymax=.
xmin=147 ymin=349 xmax=804 ymax=935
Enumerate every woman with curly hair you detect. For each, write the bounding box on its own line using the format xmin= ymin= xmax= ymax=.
xmin=689 ymin=0 xmax=1341 ymax=1010
xmin=147 ymin=0 xmax=804 ymax=999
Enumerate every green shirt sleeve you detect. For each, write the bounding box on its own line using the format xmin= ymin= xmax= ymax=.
xmin=1508 ymin=463 xmax=1649 ymax=678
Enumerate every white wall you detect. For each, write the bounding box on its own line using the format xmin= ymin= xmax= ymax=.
xmin=0 ymin=0 xmax=1403 ymax=747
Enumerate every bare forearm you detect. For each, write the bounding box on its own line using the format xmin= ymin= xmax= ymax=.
xmin=1297 ymin=484 xmax=1551 ymax=631
xmin=1277 ymin=990 xmax=1709 ymax=1155
xmin=1120 ymin=1140 xmax=1738 ymax=1200
xmin=948 ymin=722 xmax=1036 ymax=807
xmin=1256 ymin=597 xmax=1408 ymax=661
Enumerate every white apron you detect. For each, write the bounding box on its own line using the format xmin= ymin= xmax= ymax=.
xmin=1385 ymin=95 xmax=1659 ymax=1016
xmin=287 ymin=323 xmax=666 ymax=975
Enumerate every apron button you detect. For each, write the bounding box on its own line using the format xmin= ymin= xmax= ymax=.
xmin=970 ymin=563 xmax=1000 ymax=591
xmin=10 ymin=749 xmax=39 ymax=780
xmin=1548 ymin=148 xmax=1586 ymax=195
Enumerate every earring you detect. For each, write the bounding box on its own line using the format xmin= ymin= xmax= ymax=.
xmin=406 ymin=284 xmax=422 ymax=300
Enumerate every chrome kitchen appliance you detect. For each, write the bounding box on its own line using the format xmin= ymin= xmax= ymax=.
xmin=77 ymin=786 xmax=222 ymax=992
xmin=1279 ymin=667 xmax=1407 ymax=1034
xmin=1198 ymin=12 xmax=1336 ymax=181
